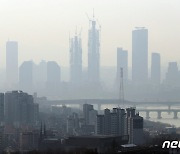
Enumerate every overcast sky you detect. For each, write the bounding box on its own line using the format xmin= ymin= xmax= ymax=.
xmin=0 ymin=0 xmax=180 ymax=68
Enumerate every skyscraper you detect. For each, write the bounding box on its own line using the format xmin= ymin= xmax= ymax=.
xmin=70 ymin=34 xmax=82 ymax=85
xmin=88 ymin=17 xmax=100 ymax=84
xmin=47 ymin=61 xmax=60 ymax=84
xmin=46 ymin=61 xmax=61 ymax=94
xmin=19 ymin=61 xmax=33 ymax=93
xmin=132 ymin=27 xmax=148 ymax=84
xmin=117 ymin=48 xmax=128 ymax=82
xmin=165 ymin=62 xmax=179 ymax=86
xmin=33 ymin=60 xmax=47 ymax=90
xmin=6 ymin=41 xmax=18 ymax=88
xmin=151 ymin=53 xmax=161 ymax=85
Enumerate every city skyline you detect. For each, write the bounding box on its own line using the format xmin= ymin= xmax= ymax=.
xmin=0 ymin=1 xmax=180 ymax=153
xmin=0 ymin=0 xmax=180 ymax=68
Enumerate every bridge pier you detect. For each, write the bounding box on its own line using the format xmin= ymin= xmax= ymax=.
xmin=157 ymin=111 xmax=162 ymax=119
xmin=173 ymin=111 xmax=178 ymax=119
xmin=146 ymin=111 xmax=150 ymax=119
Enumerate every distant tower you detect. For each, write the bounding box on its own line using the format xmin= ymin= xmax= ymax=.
xmin=117 ymin=48 xmax=128 ymax=82
xmin=165 ymin=62 xmax=179 ymax=86
xmin=151 ymin=53 xmax=161 ymax=85
xmin=132 ymin=27 xmax=148 ymax=84
xmin=6 ymin=41 xmax=18 ymax=88
xmin=19 ymin=61 xmax=33 ymax=93
xmin=88 ymin=13 xmax=100 ymax=84
xmin=47 ymin=61 xmax=60 ymax=84
xmin=69 ymin=32 xmax=82 ymax=85
xmin=33 ymin=60 xmax=47 ymax=88
xmin=46 ymin=61 xmax=61 ymax=94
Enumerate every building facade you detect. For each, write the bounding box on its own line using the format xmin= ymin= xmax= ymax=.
xmin=0 ymin=94 xmax=4 ymax=124
xmin=70 ymin=34 xmax=82 ymax=85
xmin=117 ymin=48 xmax=128 ymax=82
xmin=151 ymin=53 xmax=161 ymax=85
xmin=6 ymin=41 xmax=18 ymax=88
xmin=19 ymin=61 xmax=33 ymax=93
xmin=88 ymin=18 xmax=100 ymax=85
xmin=165 ymin=62 xmax=179 ymax=86
xmin=4 ymin=91 xmax=39 ymax=127
xmin=96 ymin=107 xmax=144 ymax=145
xmin=132 ymin=28 xmax=148 ymax=84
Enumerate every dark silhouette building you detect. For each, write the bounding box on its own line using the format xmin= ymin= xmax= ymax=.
xmin=0 ymin=94 xmax=4 ymax=124
xmin=4 ymin=91 xmax=39 ymax=126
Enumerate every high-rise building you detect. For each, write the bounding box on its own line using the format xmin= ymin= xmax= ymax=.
xmin=151 ymin=53 xmax=161 ymax=85
xmin=70 ymin=34 xmax=82 ymax=85
xmin=96 ymin=115 xmax=104 ymax=135
xmin=67 ymin=113 xmax=80 ymax=136
xmin=83 ymin=104 xmax=94 ymax=125
xmin=19 ymin=61 xmax=33 ymax=93
xmin=0 ymin=94 xmax=4 ymax=124
xmin=33 ymin=60 xmax=47 ymax=90
xmin=4 ymin=91 xmax=39 ymax=126
xmin=47 ymin=61 xmax=60 ymax=84
xmin=126 ymin=108 xmax=143 ymax=145
xmin=6 ymin=41 xmax=18 ymax=88
xmin=96 ymin=107 xmax=143 ymax=145
xmin=97 ymin=108 xmax=126 ymax=136
xmin=165 ymin=62 xmax=179 ymax=86
xmin=46 ymin=61 xmax=61 ymax=94
xmin=117 ymin=48 xmax=128 ymax=82
xmin=88 ymin=17 xmax=100 ymax=84
xmin=89 ymin=109 xmax=97 ymax=126
xmin=132 ymin=27 xmax=148 ymax=84
xmin=104 ymin=108 xmax=111 ymax=135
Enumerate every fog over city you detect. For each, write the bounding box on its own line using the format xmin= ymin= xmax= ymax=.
xmin=0 ymin=0 xmax=180 ymax=67
xmin=0 ymin=0 xmax=180 ymax=99
xmin=0 ymin=1 xmax=180 ymax=153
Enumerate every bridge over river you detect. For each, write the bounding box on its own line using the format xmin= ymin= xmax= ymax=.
xmin=38 ymin=98 xmax=180 ymax=119
xmin=45 ymin=98 xmax=180 ymax=109
xmin=137 ymin=109 xmax=180 ymax=119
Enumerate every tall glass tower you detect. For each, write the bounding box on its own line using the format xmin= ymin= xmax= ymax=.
xmin=70 ymin=34 xmax=82 ymax=85
xmin=132 ymin=27 xmax=148 ymax=84
xmin=88 ymin=17 xmax=100 ymax=84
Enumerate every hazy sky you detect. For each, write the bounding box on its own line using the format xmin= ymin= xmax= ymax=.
xmin=0 ymin=0 xmax=180 ymax=68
